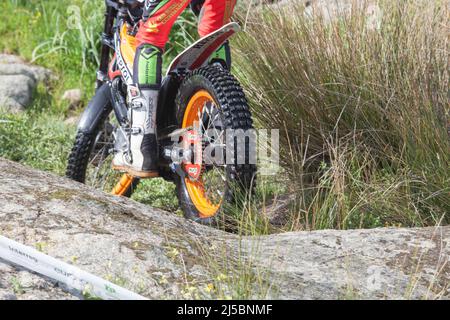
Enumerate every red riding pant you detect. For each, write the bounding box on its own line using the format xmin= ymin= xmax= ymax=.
xmin=136 ymin=0 xmax=237 ymax=49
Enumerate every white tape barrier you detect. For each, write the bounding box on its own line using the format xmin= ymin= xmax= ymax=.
xmin=0 ymin=235 xmax=147 ymax=300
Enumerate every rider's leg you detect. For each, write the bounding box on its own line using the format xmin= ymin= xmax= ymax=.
xmin=112 ymin=0 xmax=189 ymax=178
xmin=196 ymin=0 xmax=236 ymax=69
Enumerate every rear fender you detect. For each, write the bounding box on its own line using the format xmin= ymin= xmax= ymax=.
xmin=166 ymin=22 xmax=240 ymax=75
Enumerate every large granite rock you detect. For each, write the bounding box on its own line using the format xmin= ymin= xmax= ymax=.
xmin=0 ymin=158 xmax=448 ymax=300
xmin=0 ymin=54 xmax=53 ymax=113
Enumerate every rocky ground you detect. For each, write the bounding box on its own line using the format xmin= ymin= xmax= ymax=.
xmin=0 ymin=158 xmax=448 ymax=300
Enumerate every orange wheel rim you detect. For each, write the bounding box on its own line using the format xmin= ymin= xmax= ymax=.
xmin=183 ymin=90 xmax=222 ymax=218
xmin=111 ymin=174 xmax=134 ymax=196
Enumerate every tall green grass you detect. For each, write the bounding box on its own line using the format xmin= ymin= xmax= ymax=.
xmin=1 ymin=0 xmax=99 ymax=101
xmin=0 ymin=107 xmax=74 ymax=175
xmin=234 ymin=0 xmax=449 ymax=230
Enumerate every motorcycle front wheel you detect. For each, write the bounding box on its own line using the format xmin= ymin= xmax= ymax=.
xmin=66 ymin=88 xmax=139 ymax=198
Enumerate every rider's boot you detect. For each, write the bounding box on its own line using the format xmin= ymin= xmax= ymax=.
xmin=112 ymin=44 xmax=162 ymax=178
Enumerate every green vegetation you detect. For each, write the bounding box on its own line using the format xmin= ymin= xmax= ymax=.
xmin=234 ymin=0 xmax=449 ymax=230
xmin=0 ymin=0 xmax=196 ymax=100
xmin=10 ymin=277 xmax=25 ymax=295
xmin=0 ymin=107 xmax=73 ymax=174
xmin=0 ymin=0 xmax=448 ymax=233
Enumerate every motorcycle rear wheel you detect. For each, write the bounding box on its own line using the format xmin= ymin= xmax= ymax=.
xmin=175 ymin=65 xmax=256 ymax=225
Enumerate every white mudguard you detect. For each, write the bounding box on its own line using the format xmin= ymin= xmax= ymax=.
xmin=166 ymin=22 xmax=240 ymax=75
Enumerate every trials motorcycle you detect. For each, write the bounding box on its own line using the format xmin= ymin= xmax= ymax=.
xmin=66 ymin=0 xmax=256 ymax=224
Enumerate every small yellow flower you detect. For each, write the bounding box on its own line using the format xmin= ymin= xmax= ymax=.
xmin=159 ymin=275 xmax=168 ymax=285
xmin=167 ymin=247 xmax=180 ymax=259
xmin=82 ymin=284 xmax=93 ymax=296
xmin=35 ymin=242 xmax=48 ymax=252
xmin=205 ymin=283 xmax=215 ymax=293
